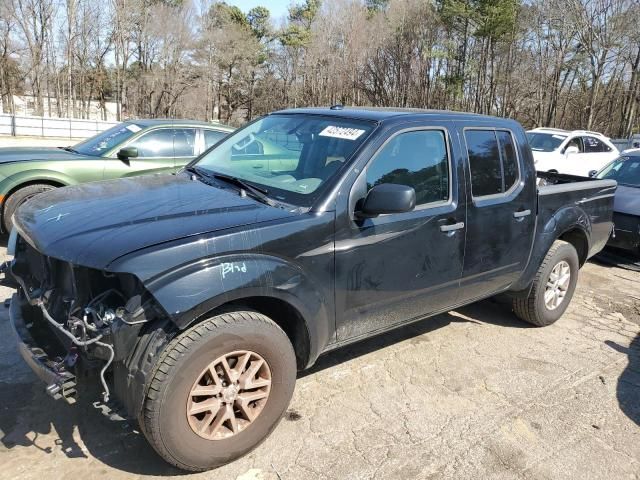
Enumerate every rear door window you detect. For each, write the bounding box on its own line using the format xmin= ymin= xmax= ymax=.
xmin=583 ymin=136 xmax=606 ymax=153
xmin=204 ymin=129 xmax=228 ymax=149
xmin=173 ymin=128 xmax=197 ymax=157
xmin=465 ymin=129 xmax=520 ymax=197
xmin=497 ymin=131 xmax=518 ymax=190
xmin=465 ymin=130 xmax=502 ymax=196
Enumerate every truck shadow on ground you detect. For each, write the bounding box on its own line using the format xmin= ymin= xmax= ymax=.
xmin=0 ymin=379 xmax=184 ymax=475
xmin=605 ymin=334 xmax=640 ymax=426
xmin=593 ymin=247 xmax=640 ymax=273
xmin=304 ymin=298 xmax=527 ymax=377
xmin=0 ymin=298 xmax=527 ymax=476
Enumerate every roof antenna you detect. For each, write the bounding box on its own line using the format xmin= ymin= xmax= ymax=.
xmin=330 ymin=104 xmax=344 ymax=110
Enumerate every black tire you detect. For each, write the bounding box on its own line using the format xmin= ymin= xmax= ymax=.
xmin=141 ymin=311 xmax=296 ymax=472
xmin=512 ymin=240 xmax=579 ymax=327
xmin=3 ymin=184 xmax=56 ymax=232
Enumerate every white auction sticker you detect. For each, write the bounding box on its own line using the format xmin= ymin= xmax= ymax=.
xmin=126 ymin=124 xmax=142 ymax=133
xmin=552 ymin=134 xmax=566 ymax=139
xmin=319 ymin=126 xmax=366 ymax=141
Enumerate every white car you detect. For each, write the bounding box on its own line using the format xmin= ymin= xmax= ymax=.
xmin=526 ymin=128 xmax=619 ymax=176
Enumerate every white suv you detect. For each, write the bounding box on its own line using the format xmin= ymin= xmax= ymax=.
xmin=526 ymin=128 xmax=619 ymax=176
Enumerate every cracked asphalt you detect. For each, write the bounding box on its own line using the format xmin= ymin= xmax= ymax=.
xmin=0 ymin=247 xmax=639 ymax=480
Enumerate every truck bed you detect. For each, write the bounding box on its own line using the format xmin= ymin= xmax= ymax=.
xmin=537 ymin=171 xmax=617 ymax=260
xmin=537 ymin=170 xmax=601 ymax=186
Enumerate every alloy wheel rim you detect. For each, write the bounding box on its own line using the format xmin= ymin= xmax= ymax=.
xmin=544 ymin=260 xmax=571 ymax=310
xmin=186 ymin=350 xmax=271 ymax=440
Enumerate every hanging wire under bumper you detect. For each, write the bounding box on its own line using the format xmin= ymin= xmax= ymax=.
xmin=9 ymin=293 xmax=77 ymax=404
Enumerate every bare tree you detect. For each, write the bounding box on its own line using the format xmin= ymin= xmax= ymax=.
xmin=0 ymin=0 xmax=637 ymax=135
xmin=9 ymin=0 xmax=56 ymax=116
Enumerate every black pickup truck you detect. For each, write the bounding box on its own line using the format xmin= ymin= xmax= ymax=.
xmin=7 ymin=107 xmax=616 ymax=471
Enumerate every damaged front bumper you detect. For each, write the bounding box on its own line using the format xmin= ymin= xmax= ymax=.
xmin=8 ymin=230 xmax=173 ymax=418
xmin=609 ymin=213 xmax=640 ymax=253
xmin=9 ymin=284 xmax=167 ymax=418
xmin=9 ymin=292 xmax=78 ymax=403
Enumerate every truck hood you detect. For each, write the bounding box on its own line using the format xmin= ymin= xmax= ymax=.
xmin=0 ymin=146 xmax=93 ymax=163
xmin=613 ymin=184 xmax=640 ymax=216
xmin=14 ymin=174 xmax=297 ymax=269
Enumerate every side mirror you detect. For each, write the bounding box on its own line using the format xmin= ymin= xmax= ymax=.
xmin=117 ymin=146 xmax=138 ymax=160
xmin=565 ymin=146 xmax=579 ymax=156
xmin=588 ymin=170 xmax=597 ymax=178
xmin=357 ymin=183 xmax=416 ymax=218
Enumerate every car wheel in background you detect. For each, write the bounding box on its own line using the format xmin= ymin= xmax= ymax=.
xmin=3 ymin=184 xmax=56 ymax=232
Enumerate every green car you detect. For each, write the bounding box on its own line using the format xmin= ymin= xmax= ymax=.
xmin=226 ymin=132 xmax=304 ymax=173
xmin=0 ymin=119 xmax=234 ymax=231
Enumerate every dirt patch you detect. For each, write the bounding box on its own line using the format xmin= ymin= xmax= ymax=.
xmin=284 ymin=409 xmax=302 ymax=421
xmin=610 ymin=300 xmax=640 ymax=325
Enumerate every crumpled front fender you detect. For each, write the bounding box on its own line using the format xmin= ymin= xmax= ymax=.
xmin=141 ymin=253 xmax=331 ymax=367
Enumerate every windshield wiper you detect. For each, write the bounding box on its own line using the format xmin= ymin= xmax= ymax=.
xmin=211 ymin=172 xmax=268 ymax=194
xmin=184 ymin=165 xmax=207 ymax=179
xmin=211 ymin=172 xmax=279 ymax=207
xmin=59 ymin=146 xmax=79 ymax=153
xmin=184 ymin=166 xmax=278 ymax=207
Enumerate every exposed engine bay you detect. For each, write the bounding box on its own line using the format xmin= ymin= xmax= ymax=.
xmin=10 ymin=233 xmax=168 ymax=411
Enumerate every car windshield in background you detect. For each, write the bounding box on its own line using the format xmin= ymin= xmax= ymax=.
xmin=527 ymin=132 xmax=567 ymax=152
xmin=73 ymin=122 xmax=145 ymax=156
xmin=597 ymin=156 xmax=640 ymax=187
xmin=194 ymin=114 xmax=375 ymax=206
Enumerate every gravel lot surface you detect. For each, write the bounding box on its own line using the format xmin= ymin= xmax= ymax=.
xmin=0 ymin=244 xmax=638 ymax=480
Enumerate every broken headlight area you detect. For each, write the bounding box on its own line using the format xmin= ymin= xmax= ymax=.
xmin=11 ymin=236 xmax=166 ymax=406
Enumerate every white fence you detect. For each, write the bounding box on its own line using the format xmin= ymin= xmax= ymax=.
xmin=0 ymin=113 xmax=119 ymax=139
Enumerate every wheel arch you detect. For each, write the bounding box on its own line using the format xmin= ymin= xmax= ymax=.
xmin=0 ymin=169 xmax=75 ymax=199
xmin=172 ymin=287 xmax=320 ymax=369
xmin=511 ymin=206 xmax=591 ymax=292
xmin=119 ymin=292 xmax=315 ymax=423
xmin=558 ymin=227 xmax=589 ymax=266
xmin=200 ymin=295 xmax=311 ymax=371
xmin=1 ymin=176 xmax=72 ymax=231
xmin=122 ymin=252 xmax=334 ymax=371
xmin=4 ymin=178 xmax=67 ymax=201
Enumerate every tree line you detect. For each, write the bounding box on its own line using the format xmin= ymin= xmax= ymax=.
xmin=1 ymin=0 xmax=638 ymax=137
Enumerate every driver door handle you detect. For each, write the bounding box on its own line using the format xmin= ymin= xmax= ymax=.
xmin=440 ymin=222 xmax=465 ymax=232
xmin=513 ymin=209 xmax=531 ymax=219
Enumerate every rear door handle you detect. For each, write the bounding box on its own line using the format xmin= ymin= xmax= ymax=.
xmin=440 ymin=222 xmax=465 ymax=232
xmin=513 ymin=209 xmax=531 ymax=219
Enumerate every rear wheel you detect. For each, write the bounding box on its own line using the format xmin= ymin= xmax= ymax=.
xmin=141 ymin=311 xmax=296 ymax=472
xmin=3 ymin=184 xmax=56 ymax=232
xmin=512 ymin=240 xmax=579 ymax=326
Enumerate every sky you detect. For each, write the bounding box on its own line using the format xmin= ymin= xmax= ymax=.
xmin=225 ymin=0 xmax=292 ymax=21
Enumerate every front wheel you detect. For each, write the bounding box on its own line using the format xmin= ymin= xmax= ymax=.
xmin=141 ymin=311 xmax=296 ymax=471
xmin=512 ymin=240 xmax=579 ymax=326
xmin=3 ymin=184 xmax=56 ymax=232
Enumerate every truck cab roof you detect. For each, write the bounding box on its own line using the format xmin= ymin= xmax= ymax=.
xmin=272 ymin=106 xmax=519 ymax=126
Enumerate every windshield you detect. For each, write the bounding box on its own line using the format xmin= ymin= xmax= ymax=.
xmin=73 ymin=122 xmax=144 ymax=156
xmin=597 ymin=155 xmax=640 ymax=187
xmin=527 ymin=132 xmax=567 ymax=152
xmin=194 ymin=114 xmax=375 ymax=206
